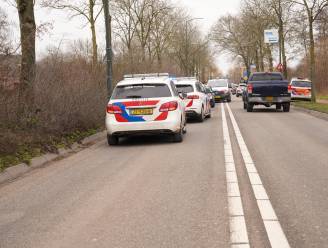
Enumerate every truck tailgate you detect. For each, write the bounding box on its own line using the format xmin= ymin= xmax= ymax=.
xmin=252 ymin=81 xmax=289 ymax=97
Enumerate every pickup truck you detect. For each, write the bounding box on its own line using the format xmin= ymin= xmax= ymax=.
xmin=243 ymin=72 xmax=291 ymax=112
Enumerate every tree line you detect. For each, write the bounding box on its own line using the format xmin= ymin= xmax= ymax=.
xmin=0 ymin=0 xmax=218 ymax=120
xmin=211 ymin=0 xmax=328 ymax=102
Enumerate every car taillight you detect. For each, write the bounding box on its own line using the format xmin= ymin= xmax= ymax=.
xmin=187 ymin=95 xmax=200 ymax=99
xmin=247 ymin=84 xmax=253 ymax=94
xmin=107 ymin=104 xmax=122 ymax=114
xmin=288 ymin=85 xmax=292 ymax=94
xmin=159 ymin=101 xmax=178 ymax=112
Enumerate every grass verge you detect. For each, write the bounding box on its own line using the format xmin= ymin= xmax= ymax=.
xmin=318 ymin=95 xmax=328 ymax=100
xmin=0 ymin=128 xmax=100 ymax=172
xmin=293 ymin=101 xmax=328 ymax=114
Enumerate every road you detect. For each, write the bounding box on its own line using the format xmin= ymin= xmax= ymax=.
xmin=0 ymin=97 xmax=327 ymax=248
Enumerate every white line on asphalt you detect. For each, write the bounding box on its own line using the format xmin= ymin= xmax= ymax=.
xmin=226 ymin=103 xmax=290 ymax=248
xmin=221 ymin=104 xmax=250 ymax=248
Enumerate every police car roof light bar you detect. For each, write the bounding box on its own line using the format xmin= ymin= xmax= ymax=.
xmin=124 ymin=73 xmax=170 ymax=79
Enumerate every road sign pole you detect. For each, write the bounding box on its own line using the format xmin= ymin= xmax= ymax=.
xmin=103 ymin=0 xmax=113 ymax=99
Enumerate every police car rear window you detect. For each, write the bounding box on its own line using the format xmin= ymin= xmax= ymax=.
xmin=112 ymin=84 xmax=172 ymax=99
xmin=175 ymin=85 xmax=194 ymax=93
xmin=291 ymin=81 xmax=311 ymax=88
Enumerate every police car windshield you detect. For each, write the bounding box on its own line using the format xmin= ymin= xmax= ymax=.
xmin=292 ymin=81 xmax=312 ymax=88
xmin=112 ymin=84 xmax=172 ymax=99
xmin=175 ymin=84 xmax=194 ymax=93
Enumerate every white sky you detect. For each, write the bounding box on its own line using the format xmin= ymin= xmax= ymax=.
xmin=5 ymin=0 xmax=242 ymax=74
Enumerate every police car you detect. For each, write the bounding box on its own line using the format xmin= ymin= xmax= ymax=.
xmin=174 ymin=77 xmax=211 ymax=122
xmin=290 ymin=78 xmax=312 ymax=100
xmin=106 ymin=73 xmax=187 ymax=145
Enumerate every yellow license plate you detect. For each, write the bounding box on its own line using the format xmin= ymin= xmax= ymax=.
xmin=215 ymin=96 xmax=221 ymax=99
xmin=130 ymin=108 xmax=153 ymax=115
xmin=266 ymin=96 xmax=273 ymax=102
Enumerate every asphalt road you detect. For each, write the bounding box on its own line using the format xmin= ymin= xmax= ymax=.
xmin=0 ymin=96 xmax=327 ymax=248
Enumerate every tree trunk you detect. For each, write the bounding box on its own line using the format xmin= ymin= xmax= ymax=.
xmin=280 ymin=21 xmax=287 ymax=78
xmin=267 ymin=45 xmax=274 ymax=72
xmin=89 ymin=0 xmax=98 ymax=65
xmin=309 ymin=19 xmax=316 ymax=102
xmin=255 ymin=49 xmax=260 ymax=72
xmin=259 ymin=43 xmax=264 ymax=71
xmin=242 ymin=56 xmax=250 ymax=78
xmin=17 ymin=0 xmax=36 ymax=116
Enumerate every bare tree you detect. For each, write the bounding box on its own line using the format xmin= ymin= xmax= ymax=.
xmin=269 ymin=0 xmax=293 ymax=77
xmin=0 ymin=7 xmax=14 ymax=55
xmin=291 ymin=0 xmax=328 ymax=102
xmin=132 ymin=0 xmax=170 ymax=62
xmin=211 ymin=15 xmax=255 ymax=76
xmin=112 ymin=0 xmax=138 ymax=71
xmin=41 ymin=0 xmax=103 ymax=65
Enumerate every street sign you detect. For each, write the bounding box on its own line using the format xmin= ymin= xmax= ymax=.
xmin=264 ymin=29 xmax=279 ymax=44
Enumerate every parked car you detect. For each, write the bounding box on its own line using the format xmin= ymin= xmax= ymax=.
xmin=290 ymin=78 xmax=312 ymax=101
xmin=106 ymin=73 xmax=187 ymax=145
xmin=243 ymin=72 xmax=291 ymax=112
xmin=205 ymin=85 xmax=216 ymax=108
xmin=208 ymin=79 xmax=232 ymax=102
xmin=175 ymin=77 xmax=211 ymax=122
xmin=236 ymin=83 xmax=246 ymax=97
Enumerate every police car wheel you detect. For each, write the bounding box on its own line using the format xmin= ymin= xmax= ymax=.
xmin=197 ymin=107 xmax=205 ymax=122
xmin=173 ymin=132 xmax=183 ymax=142
xmin=107 ymin=134 xmax=119 ymax=146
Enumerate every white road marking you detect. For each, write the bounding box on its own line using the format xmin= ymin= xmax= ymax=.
xmin=221 ymin=104 xmax=250 ymax=247
xmin=226 ymin=103 xmax=290 ymax=248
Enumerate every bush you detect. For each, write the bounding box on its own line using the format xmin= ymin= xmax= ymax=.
xmin=0 ymin=53 xmax=107 ymax=159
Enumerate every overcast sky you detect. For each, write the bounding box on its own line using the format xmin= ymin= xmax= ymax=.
xmin=5 ymin=0 xmax=242 ymax=73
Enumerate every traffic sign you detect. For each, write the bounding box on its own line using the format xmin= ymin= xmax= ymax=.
xmin=264 ymin=29 xmax=279 ymax=44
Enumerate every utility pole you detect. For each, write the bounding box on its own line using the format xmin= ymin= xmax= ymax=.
xmin=102 ymin=0 xmax=113 ymax=99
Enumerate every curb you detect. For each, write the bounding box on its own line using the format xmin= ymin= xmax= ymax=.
xmin=0 ymin=131 xmax=107 ymax=185
xmin=292 ymin=105 xmax=328 ymax=122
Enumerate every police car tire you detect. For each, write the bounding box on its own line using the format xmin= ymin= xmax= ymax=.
xmin=182 ymin=120 xmax=187 ymax=134
xmin=198 ymin=107 xmax=205 ymax=122
xmin=207 ymin=108 xmax=212 ymax=119
xmin=173 ymin=130 xmax=183 ymax=143
xmin=107 ymin=135 xmax=119 ymax=146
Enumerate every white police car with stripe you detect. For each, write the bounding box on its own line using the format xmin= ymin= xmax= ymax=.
xmin=106 ymin=73 xmax=187 ymax=145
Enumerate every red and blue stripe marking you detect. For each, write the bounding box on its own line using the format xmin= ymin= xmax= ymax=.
xmin=112 ymin=100 xmax=168 ymax=122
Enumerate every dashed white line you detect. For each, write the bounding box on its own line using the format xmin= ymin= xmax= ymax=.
xmin=226 ymin=103 xmax=290 ymax=248
xmin=221 ymin=104 xmax=250 ymax=248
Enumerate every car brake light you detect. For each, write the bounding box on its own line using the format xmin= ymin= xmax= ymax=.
xmin=107 ymin=104 xmax=122 ymax=114
xmin=247 ymin=84 xmax=253 ymax=94
xmin=187 ymin=95 xmax=200 ymax=99
xmin=288 ymin=85 xmax=292 ymax=94
xmin=159 ymin=101 xmax=178 ymax=112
